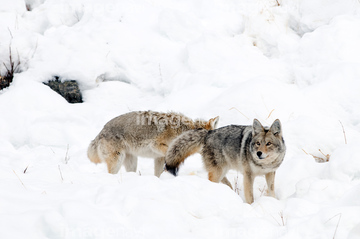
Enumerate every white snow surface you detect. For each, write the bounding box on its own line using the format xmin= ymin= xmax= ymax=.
xmin=1 ymin=0 xmax=360 ymax=238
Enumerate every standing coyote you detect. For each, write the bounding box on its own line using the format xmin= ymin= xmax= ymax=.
xmin=165 ymin=119 xmax=286 ymax=204
xmin=88 ymin=111 xmax=219 ymax=176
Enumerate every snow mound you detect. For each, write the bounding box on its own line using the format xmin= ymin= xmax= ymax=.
xmin=1 ymin=0 xmax=360 ymax=238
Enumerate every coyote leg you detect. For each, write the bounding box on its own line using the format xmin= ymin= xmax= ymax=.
xmin=124 ymin=154 xmax=138 ymax=173
xmin=105 ymin=152 xmax=123 ymax=174
xmin=221 ymin=177 xmax=233 ymax=189
xmin=243 ymin=171 xmax=254 ymax=204
xmin=265 ymin=171 xmax=276 ymax=198
xmin=154 ymin=157 xmax=165 ymax=177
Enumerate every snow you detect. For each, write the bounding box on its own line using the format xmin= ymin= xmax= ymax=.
xmin=1 ymin=0 xmax=360 ymax=238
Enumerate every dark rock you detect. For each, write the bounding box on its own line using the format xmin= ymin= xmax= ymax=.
xmin=44 ymin=76 xmax=83 ymax=103
xmin=0 ymin=76 xmax=12 ymax=90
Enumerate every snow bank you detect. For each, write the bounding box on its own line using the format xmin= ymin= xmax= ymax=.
xmin=326 ymin=144 xmax=360 ymax=182
xmin=284 ymin=0 xmax=360 ymax=34
xmin=1 ymin=0 xmax=360 ymax=238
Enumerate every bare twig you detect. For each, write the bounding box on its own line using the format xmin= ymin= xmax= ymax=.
xmin=302 ymin=149 xmax=309 ymax=155
xmin=23 ymin=165 xmax=30 ymax=174
xmin=319 ymin=149 xmax=330 ymax=159
xmin=279 ymin=211 xmax=286 ymax=226
xmin=325 ymin=213 xmax=342 ymax=239
xmin=339 ymin=121 xmax=347 ymax=144
xmin=30 ymin=39 xmax=39 ymax=58
xmin=229 ymin=107 xmax=249 ymax=120
xmin=64 ymin=144 xmax=70 ymax=164
xmin=49 ymin=147 xmax=56 ymax=154
xmin=74 ymin=11 xmax=81 ymax=22
xmin=267 ymin=109 xmax=275 ymax=119
xmin=333 ymin=214 xmax=342 ymax=239
xmin=259 ymin=184 xmax=266 ymax=196
xmin=303 ymin=149 xmax=330 ymax=162
xmin=1 ymin=45 xmax=22 ymax=90
xmin=234 ymin=174 xmax=241 ymax=195
xmin=26 ymin=4 xmax=32 ymax=11
xmin=159 ymin=63 xmax=163 ymax=83
xmin=13 ymin=170 xmax=27 ymax=190
xmin=58 ymin=165 xmax=64 ymax=182
xmin=7 ymin=27 xmax=13 ymax=38
xmin=260 ymin=205 xmax=282 ymax=226
xmin=0 ymin=30 xmax=23 ymax=90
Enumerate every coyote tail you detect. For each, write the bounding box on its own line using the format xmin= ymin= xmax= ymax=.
xmin=165 ymin=128 xmax=208 ymax=176
xmin=87 ymin=138 xmax=102 ymax=164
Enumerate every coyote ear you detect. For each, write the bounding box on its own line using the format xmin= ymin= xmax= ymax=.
xmin=252 ymin=119 xmax=264 ymax=135
xmin=270 ymin=119 xmax=282 ymax=137
xmin=209 ymin=116 xmax=219 ymax=129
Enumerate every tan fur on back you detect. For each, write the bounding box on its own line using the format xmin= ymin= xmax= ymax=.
xmin=87 ymin=111 xmax=219 ymax=176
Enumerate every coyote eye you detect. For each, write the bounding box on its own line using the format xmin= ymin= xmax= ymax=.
xmin=256 ymin=142 xmax=261 ymax=146
xmin=266 ymin=142 xmax=272 ymax=146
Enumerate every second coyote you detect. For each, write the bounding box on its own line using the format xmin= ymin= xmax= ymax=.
xmin=165 ymin=119 xmax=286 ymax=204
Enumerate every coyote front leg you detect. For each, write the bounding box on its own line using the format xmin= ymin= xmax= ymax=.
xmin=154 ymin=157 xmax=165 ymax=177
xmin=243 ymin=171 xmax=254 ymax=204
xmin=265 ymin=171 xmax=276 ymax=198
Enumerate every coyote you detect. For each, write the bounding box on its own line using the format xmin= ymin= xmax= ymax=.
xmin=88 ymin=111 xmax=219 ymax=176
xmin=165 ymin=119 xmax=286 ymax=204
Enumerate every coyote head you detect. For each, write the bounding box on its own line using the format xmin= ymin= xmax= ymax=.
xmin=251 ymin=119 xmax=285 ymax=162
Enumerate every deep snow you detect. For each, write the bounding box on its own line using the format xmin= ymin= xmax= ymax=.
xmin=1 ymin=0 xmax=360 ymax=238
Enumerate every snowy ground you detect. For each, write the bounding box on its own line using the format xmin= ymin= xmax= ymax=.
xmin=1 ymin=0 xmax=360 ymax=238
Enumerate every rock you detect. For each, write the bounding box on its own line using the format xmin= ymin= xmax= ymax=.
xmin=44 ymin=76 xmax=83 ymax=103
xmin=0 ymin=75 xmax=12 ymax=90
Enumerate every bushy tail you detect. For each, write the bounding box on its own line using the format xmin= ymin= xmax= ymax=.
xmin=87 ymin=138 xmax=102 ymax=164
xmin=165 ymin=128 xmax=208 ymax=176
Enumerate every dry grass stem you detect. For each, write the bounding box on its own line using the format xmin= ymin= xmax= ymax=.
xmin=13 ymin=170 xmax=27 ymax=190
xmin=229 ymin=107 xmax=249 ymax=120
xmin=23 ymin=165 xmax=29 ymax=174
xmin=58 ymin=165 xmax=64 ymax=182
xmin=267 ymin=109 xmax=275 ymax=119
xmin=339 ymin=121 xmax=347 ymax=144
xmin=234 ymin=174 xmax=241 ymax=195
xmin=279 ymin=211 xmax=286 ymax=226
xmin=325 ymin=213 xmax=342 ymax=239
xmin=303 ymin=149 xmax=330 ymax=163
xmin=64 ymin=144 xmax=70 ymax=164
xmin=259 ymin=185 xmax=267 ymax=197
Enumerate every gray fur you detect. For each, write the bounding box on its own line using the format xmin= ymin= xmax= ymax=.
xmin=165 ymin=129 xmax=208 ymax=175
xmin=165 ymin=119 xmax=286 ymax=204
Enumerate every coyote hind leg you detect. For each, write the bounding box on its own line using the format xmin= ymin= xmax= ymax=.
xmin=221 ymin=177 xmax=233 ymax=190
xmin=124 ymin=154 xmax=138 ymax=173
xmin=105 ymin=152 xmax=123 ymax=174
xmin=207 ymin=166 xmax=232 ymax=190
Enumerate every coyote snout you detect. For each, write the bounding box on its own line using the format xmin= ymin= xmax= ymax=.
xmin=256 ymin=151 xmax=267 ymax=159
